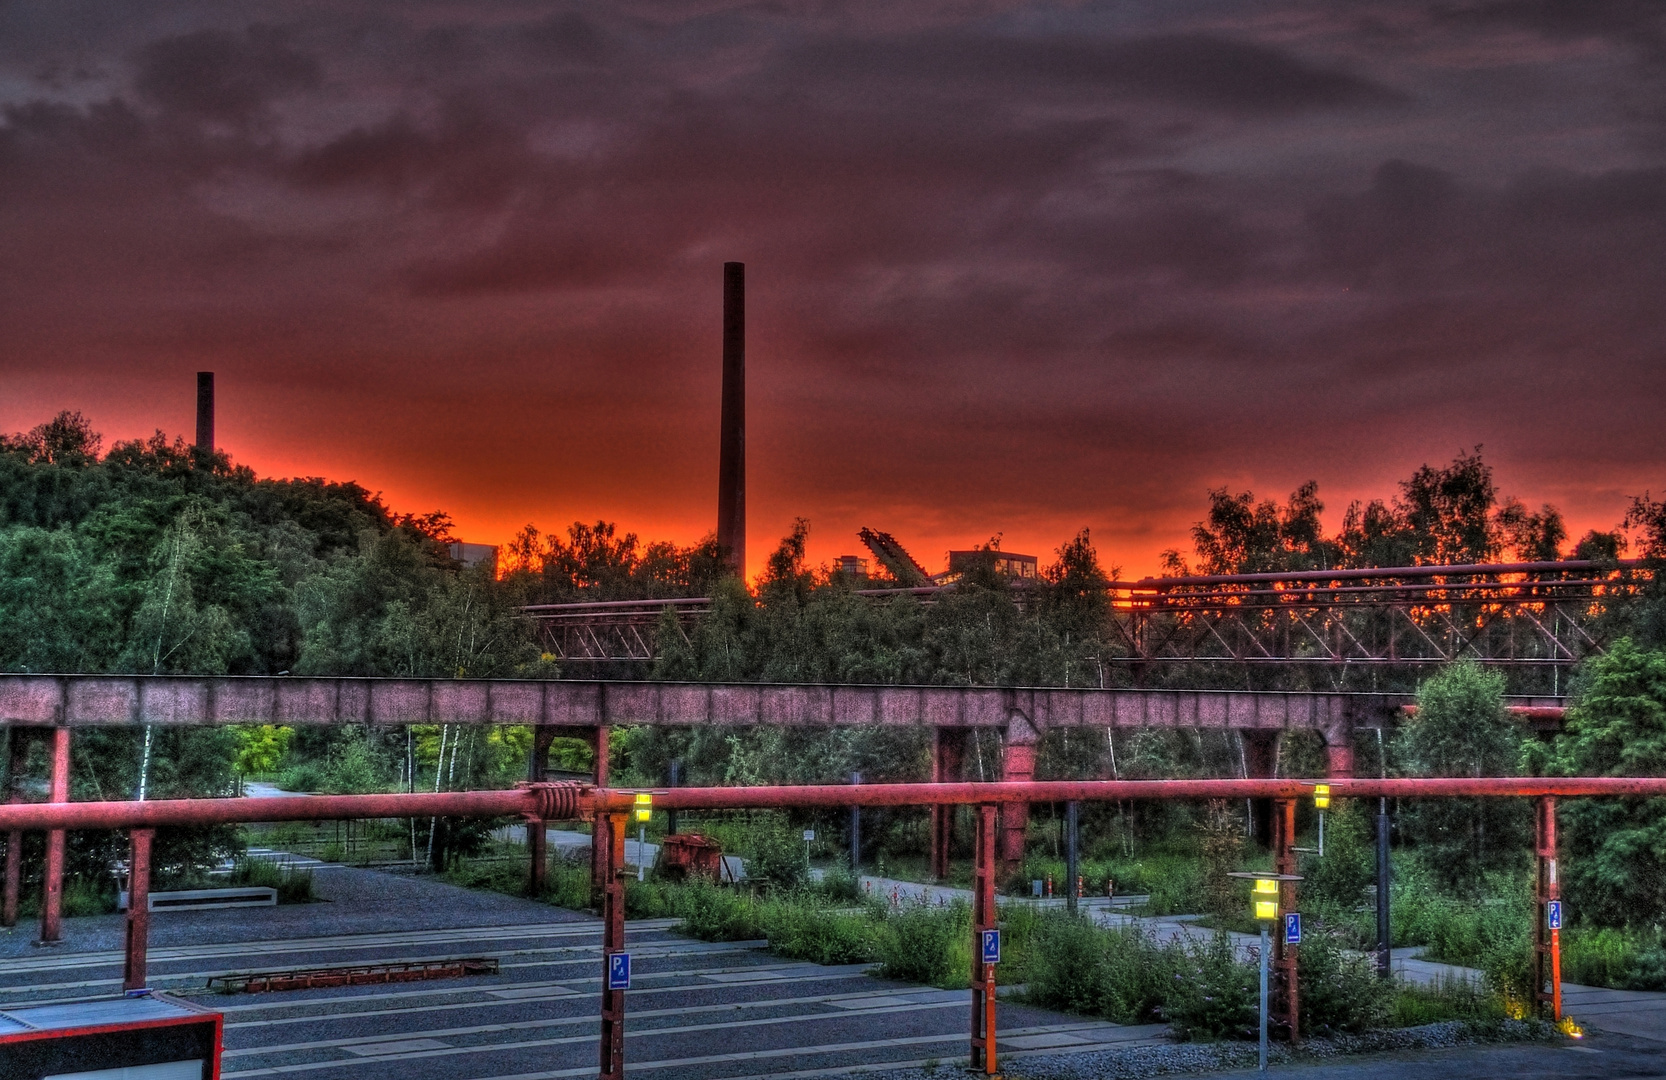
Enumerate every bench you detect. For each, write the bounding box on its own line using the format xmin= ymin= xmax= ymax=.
xmin=119 ymin=887 xmax=278 ymax=912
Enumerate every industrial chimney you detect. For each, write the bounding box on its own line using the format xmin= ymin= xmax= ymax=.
xmin=195 ymin=372 xmax=215 ymax=453
xmin=717 ymin=263 xmax=746 ymax=575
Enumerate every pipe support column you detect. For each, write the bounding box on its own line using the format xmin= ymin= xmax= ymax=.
xmin=970 ymin=804 xmax=998 ymax=1074
xmin=40 ymin=726 xmax=70 ymax=943
xmin=1535 ymin=796 xmax=1562 ymax=1021
xmin=123 ymin=829 xmax=153 ymax=992
xmin=1275 ymin=798 xmax=1299 ymax=1043
xmin=597 ymin=809 xmax=629 ymax=1076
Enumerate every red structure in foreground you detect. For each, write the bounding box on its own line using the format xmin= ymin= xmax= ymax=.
xmin=0 ymin=776 xmax=1636 ymax=1077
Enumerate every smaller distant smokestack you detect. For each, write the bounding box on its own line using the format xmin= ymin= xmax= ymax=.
xmin=717 ymin=263 xmax=745 ymax=575
xmin=195 ymin=372 xmax=215 ymax=453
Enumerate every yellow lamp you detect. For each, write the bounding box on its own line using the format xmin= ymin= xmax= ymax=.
xmin=634 ymin=792 xmax=653 ymax=823
xmin=1314 ymin=784 xmax=1330 ymax=810
xmin=1253 ymin=877 xmax=1279 ymax=920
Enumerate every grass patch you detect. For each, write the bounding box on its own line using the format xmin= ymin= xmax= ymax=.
xmin=1391 ymin=979 xmax=1507 ymax=1026
xmin=228 ymin=857 xmax=317 ymax=904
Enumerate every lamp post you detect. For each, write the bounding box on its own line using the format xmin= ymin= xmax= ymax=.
xmin=1230 ymin=870 xmax=1302 ymax=1072
xmin=634 ymin=793 xmax=652 ymax=882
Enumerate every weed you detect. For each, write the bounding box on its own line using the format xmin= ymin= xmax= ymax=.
xmin=228 ymin=857 xmax=316 ymax=904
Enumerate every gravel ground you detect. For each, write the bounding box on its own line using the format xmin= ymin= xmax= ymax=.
xmin=829 ymin=1020 xmax=1563 ymax=1080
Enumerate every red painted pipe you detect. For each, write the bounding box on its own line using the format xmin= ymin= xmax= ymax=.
xmin=0 ymin=789 xmax=549 ymax=832
xmin=647 ymin=777 xmax=1666 ymax=809
xmin=3 ymin=778 xmax=1666 ymax=833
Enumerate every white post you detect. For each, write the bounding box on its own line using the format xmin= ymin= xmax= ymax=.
xmin=1259 ymin=923 xmax=1270 ymax=1072
xmin=638 ymin=824 xmax=646 ymax=882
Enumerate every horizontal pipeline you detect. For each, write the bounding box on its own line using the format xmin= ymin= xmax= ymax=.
xmin=4 ymin=778 xmax=1666 ymax=831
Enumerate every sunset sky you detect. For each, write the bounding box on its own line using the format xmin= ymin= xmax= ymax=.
xmin=2 ymin=2 xmax=1663 ymax=579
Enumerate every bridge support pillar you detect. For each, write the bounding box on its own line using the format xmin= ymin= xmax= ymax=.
xmin=1000 ymin=724 xmax=1037 ymax=876
xmin=1324 ymin=729 xmax=1354 ymax=779
xmin=931 ymin=729 xmax=966 ymax=881
xmin=597 ymin=807 xmax=629 ymax=1076
xmin=3 ymin=729 xmax=21 ymax=928
xmin=1240 ymin=730 xmax=1279 ymax=847
xmin=123 ymin=828 xmax=153 ymax=992
xmin=528 ymin=727 xmax=555 ymax=896
xmin=970 ymin=804 xmax=998 ymax=1074
xmin=589 ymin=726 xmax=611 ymax=902
xmin=40 ymin=726 xmax=69 ymax=944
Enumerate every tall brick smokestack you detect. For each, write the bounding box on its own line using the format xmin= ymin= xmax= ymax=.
xmin=717 ymin=263 xmax=745 ymax=576
xmin=195 ymin=372 xmax=215 ymax=453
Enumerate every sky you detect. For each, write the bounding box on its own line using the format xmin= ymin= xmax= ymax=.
xmin=1 ymin=1 xmax=1663 ymax=580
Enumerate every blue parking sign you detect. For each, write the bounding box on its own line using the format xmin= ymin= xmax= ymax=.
xmin=981 ymin=929 xmax=1001 ymax=965
xmin=1285 ymin=912 xmax=1302 ymax=945
xmin=1547 ymin=900 xmax=1563 ymax=931
xmin=608 ymin=952 xmax=631 ymax=990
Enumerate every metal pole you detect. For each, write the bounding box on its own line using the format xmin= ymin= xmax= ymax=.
xmin=1535 ymin=795 xmax=1562 ymax=1021
xmin=1276 ymin=798 xmax=1299 ymax=1043
xmin=1065 ymin=801 xmax=1079 ymax=916
xmin=667 ymin=759 xmax=681 ymax=837
xmin=598 ymin=809 xmax=628 ymax=1076
xmin=1376 ymin=797 xmax=1391 ymax=978
xmin=970 ymin=804 xmax=998 ymax=1073
xmin=40 ymin=726 xmax=70 ymax=943
xmin=122 ymin=829 xmax=153 ymax=992
xmin=1259 ymin=923 xmax=1270 ymax=1072
xmin=849 ymin=772 xmax=861 ymax=877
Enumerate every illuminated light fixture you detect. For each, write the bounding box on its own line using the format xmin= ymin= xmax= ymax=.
xmin=1314 ymin=784 xmax=1330 ymax=810
xmin=1253 ymin=877 xmax=1279 ymax=920
xmin=634 ymin=792 xmax=653 ymax=823
xmin=1255 ymin=898 xmax=1280 ymax=921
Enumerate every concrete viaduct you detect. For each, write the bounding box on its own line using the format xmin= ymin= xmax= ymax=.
xmin=0 ymin=675 xmax=1564 ymax=940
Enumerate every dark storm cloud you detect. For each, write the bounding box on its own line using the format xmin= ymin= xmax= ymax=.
xmin=0 ymin=1 xmax=1663 ymax=574
xmin=788 ymin=31 xmax=1401 ymax=114
xmin=135 ymin=26 xmax=319 ymax=128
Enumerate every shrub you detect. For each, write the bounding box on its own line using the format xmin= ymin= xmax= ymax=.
xmin=676 ymin=883 xmax=764 ymax=942
xmin=1162 ymin=931 xmax=1257 ymax=1041
xmin=1298 ymin=924 xmax=1393 ymax=1035
xmin=1021 ymin=912 xmax=1173 ymax=1024
xmin=275 ymin=762 xmax=325 ymax=793
xmin=759 ymin=896 xmax=880 ymax=965
xmin=875 ymin=899 xmax=968 ymax=986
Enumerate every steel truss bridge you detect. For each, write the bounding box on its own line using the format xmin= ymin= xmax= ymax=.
xmin=525 ymin=560 xmax=1648 ymax=691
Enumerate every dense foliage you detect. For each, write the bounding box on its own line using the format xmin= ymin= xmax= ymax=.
xmin=1394 ymin=661 xmax=1530 ymax=891
xmin=1529 ymin=639 xmax=1666 ymax=926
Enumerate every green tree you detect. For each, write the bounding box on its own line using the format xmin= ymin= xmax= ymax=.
xmin=1528 ymin=639 xmax=1666 ymax=926
xmin=1394 ymin=660 xmax=1529 ymax=891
